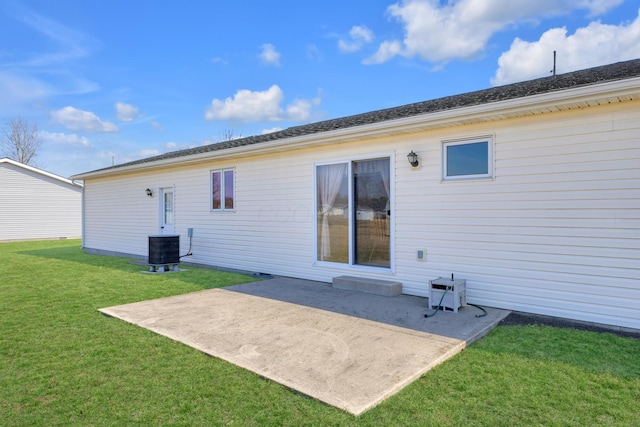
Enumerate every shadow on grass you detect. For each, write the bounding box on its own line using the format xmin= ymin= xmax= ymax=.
xmin=17 ymin=244 xmax=257 ymax=291
xmin=19 ymin=245 xmax=136 ymax=270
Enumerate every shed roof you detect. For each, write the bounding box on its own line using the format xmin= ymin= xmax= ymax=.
xmin=75 ymin=58 xmax=640 ymax=178
xmin=1 ymin=157 xmax=83 ymax=187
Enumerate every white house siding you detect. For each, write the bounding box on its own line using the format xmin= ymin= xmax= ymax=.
xmin=1 ymin=161 xmax=82 ymax=241
xmin=82 ymin=101 xmax=639 ymax=330
xmin=396 ymin=102 xmax=639 ymax=330
xmin=83 ymin=173 xmax=162 ymax=256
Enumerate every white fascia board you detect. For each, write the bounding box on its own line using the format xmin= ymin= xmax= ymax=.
xmin=75 ymin=77 xmax=640 ymax=180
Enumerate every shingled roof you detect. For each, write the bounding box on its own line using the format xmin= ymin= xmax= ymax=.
xmin=83 ymin=58 xmax=640 ymax=174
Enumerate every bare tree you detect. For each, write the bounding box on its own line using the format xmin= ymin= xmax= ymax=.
xmin=1 ymin=117 xmax=43 ymax=165
xmin=219 ymin=129 xmax=242 ymax=142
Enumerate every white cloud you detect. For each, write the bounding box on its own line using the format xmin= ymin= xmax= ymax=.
xmin=115 ymin=102 xmax=140 ymax=122
xmin=205 ymin=85 xmax=283 ymax=122
xmin=0 ymin=70 xmax=98 ymax=113
xmin=363 ymin=41 xmax=403 ymax=64
xmin=286 ymin=93 xmax=322 ymax=122
xmin=306 ymin=44 xmax=323 ymax=61
xmin=582 ymin=0 xmax=625 ymax=17
xmin=204 ymin=85 xmax=321 ymax=123
xmin=492 ymin=10 xmax=640 ymax=85
xmin=0 ymin=71 xmax=51 ymax=107
xmin=17 ymin=11 xmax=97 ymax=67
xmin=261 ymin=127 xmax=282 ymax=134
xmin=365 ymin=0 xmax=623 ymax=65
xmin=138 ymin=149 xmax=160 ymax=157
xmin=163 ymin=141 xmax=197 ymax=151
xmin=50 ymin=106 xmax=119 ymax=133
xmin=210 ymin=57 xmax=228 ymax=65
xmin=338 ymin=25 xmax=374 ymax=53
xmin=151 ymin=121 xmax=165 ymax=131
xmin=0 ymin=10 xmax=100 ymax=114
xmin=38 ymin=130 xmax=91 ymax=148
xmin=259 ymin=43 xmax=281 ymax=66
xmin=286 ymin=99 xmax=314 ymax=122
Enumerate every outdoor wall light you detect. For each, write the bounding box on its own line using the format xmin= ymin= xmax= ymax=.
xmin=407 ymin=150 xmax=419 ymax=167
xmin=145 ymin=188 xmax=154 ymax=197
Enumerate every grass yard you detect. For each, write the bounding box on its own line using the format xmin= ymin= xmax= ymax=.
xmin=1 ymin=239 xmax=638 ymax=426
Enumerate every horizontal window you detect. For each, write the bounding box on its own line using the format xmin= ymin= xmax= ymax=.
xmin=211 ymin=168 xmax=234 ymax=211
xmin=442 ymin=136 xmax=493 ymax=181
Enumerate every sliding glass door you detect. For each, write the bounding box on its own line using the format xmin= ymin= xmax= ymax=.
xmin=316 ymin=158 xmax=390 ymax=268
xmin=354 ymin=159 xmax=390 ymax=267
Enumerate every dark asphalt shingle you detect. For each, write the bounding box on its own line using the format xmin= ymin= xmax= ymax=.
xmin=82 ymin=58 xmax=640 ymax=175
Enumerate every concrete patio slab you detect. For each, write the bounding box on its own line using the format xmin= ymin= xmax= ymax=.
xmin=99 ymin=277 xmax=510 ymax=415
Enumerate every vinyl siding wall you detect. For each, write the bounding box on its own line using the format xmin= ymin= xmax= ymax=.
xmin=83 ymin=101 xmax=640 ymax=329
xmin=1 ymin=163 xmax=82 ymax=241
xmin=397 ymin=104 xmax=639 ymax=329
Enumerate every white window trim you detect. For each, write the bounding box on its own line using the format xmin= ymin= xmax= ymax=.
xmin=442 ymin=135 xmax=494 ymax=181
xmin=210 ymin=168 xmax=235 ymax=212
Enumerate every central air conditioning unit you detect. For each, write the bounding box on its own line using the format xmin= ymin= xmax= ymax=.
xmin=428 ymin=277 xmax=466 ymax=313
xmin=148 ymin=235 xmax=180 ymax=272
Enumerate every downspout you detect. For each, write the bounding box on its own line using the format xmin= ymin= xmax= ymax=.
xmin=80 ymin=182 xmax=85 ymax=249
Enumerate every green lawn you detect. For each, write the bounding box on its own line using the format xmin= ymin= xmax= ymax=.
xmin=1 ymin=239 xmax=638 ymax=426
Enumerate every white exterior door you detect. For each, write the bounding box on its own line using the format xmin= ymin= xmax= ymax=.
xmin=160 ymin=187 xmax=174 ymax=234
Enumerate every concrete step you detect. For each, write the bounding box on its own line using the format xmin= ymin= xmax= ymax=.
xmin=332 ymin=275 xmax=402 ymax=297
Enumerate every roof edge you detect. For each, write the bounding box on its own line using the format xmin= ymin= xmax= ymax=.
xmin=1 ymin=157 xmax=83 ymax=187
xmin=73 ymin=68 xmax=640 ymax=180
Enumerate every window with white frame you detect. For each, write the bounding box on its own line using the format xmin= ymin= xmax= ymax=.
xmin=442 ymin=136 xmax=493 ymax=181
xmin=211 ymin=168 xmax=234 ymax=211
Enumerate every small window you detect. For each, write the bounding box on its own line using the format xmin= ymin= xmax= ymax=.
xmin=211 ymin=168 xmax=234 ymax=211
xmin=443 ymin=136 xmax=493 ymax=181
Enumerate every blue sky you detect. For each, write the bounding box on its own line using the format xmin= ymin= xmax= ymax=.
xmin=1 ymin=0 xmax=639 ymax=178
